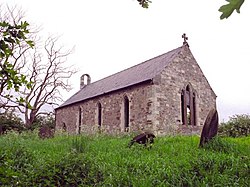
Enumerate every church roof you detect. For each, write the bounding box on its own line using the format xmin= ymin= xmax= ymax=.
xmin=57 ymin=46 xmax=184 ymax=109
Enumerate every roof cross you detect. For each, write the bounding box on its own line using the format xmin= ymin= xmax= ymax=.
xmin=182 ymin=33 xmax=189 ymax=47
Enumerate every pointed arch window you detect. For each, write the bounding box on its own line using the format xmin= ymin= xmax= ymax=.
xmin=97 ymin=102 xmax=102 ymax=127
xmin=62 ymin=122 xmax=67 ymax=132
xmin=124 ymin=96 xmax=130 ymax=132
xmin=78 ymin=107 xmax=82 ymax=134
xmin=181 ymin=84 xmax=197 ymax=126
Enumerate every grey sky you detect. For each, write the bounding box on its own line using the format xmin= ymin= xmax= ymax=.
xmin=2 ymin=0 xmax=250 ymax=122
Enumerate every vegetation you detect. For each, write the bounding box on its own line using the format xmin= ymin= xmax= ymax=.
xmin=0 ymin=6 xmax=76 ymax=128
xmin=0 ymin=132 xmax=249 ymax=186
xmin=0 ymin=111 xmax=54 ymax=134
xmin=0 ymin=18 xmax=33 ymax=104
xmin=0 ymin=109 xmax=24 ymax=134
xmin=219 ymin=114 xmax=250 ymax=137
xmin=136 ymin=0 xmax=245 ymax=19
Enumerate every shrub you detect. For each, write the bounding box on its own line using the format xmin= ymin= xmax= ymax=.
xmin=0 ymin=110 xmax=25 ymax=134
xmin=30 ymin=113 xmax=55 ymax=131
xmin=218 ymin=114 xmax=250 ymax=137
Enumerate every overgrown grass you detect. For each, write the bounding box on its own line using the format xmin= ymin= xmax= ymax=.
xmin=0 ymin=132 xmax=249 ymax=186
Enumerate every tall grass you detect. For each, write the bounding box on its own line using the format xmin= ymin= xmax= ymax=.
xmin=0 ymin=132 xmax=249 ymax=186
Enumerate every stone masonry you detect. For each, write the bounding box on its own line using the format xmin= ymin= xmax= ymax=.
xmin=55 ymin=44 xmax=216 ymax=136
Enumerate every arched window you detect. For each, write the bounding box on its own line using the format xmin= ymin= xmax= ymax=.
xmin=181 ymin=84 xmax=197 ymax=126
xmin=124 ymin=96 xmax=130 ymax=132
xmin=97 ymin=102 xmax=102 ymax=127
xmin=78 ymin=107 xmax=82 ymax=134
xmin=62 ymin=122 xmax=67 ymax=132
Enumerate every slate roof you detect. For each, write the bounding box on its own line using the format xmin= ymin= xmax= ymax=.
xmin=57 ymin=46 xmax=183 ymax=109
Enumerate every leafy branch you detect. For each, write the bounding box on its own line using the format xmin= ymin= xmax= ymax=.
xmin=219 ymin=0 xmax=245 ymax=19
xmin=0 ymin=20 xmax=34 ymax=107
xmin=136 ymin=0 xmax=245 ymax=19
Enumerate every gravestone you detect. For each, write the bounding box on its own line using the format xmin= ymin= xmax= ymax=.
xmin=128 ymin=131 xmax=155 ymax=148
xmin=0 ymin=125 xmax=3 ymax=135
xmin=38 ymin=125 xmax=54 ymax=139
xmin=199 ymin=108 xmax=219 ymax=147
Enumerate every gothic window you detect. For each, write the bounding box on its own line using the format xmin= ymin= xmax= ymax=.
xmin=97 ymin=102 xmax=102 ymax=127
xmin=78 ymin=107 xmax=82 ymax=134
xmin=181 ymin=84 xmax=197 ymax=126
xmin=192 ymin=92 xmax=196 ymax=126
xmin=124 ymin=96 xmax=130 ymax=132
xmin=62 ymin=122 xmax=67 ymax=132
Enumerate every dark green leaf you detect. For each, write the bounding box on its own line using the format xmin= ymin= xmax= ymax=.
xmin=26 ymin=40 xmax=34 ymax=48
xmin=219 ymin=0 xmax=244 ymax=19
xmin=0 ymin=21 xmax=9 ymax=27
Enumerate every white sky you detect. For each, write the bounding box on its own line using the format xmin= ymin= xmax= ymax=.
xmin=2 ymin=0 xmax=250 ymax=122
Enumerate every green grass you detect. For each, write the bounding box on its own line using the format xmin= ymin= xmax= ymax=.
xmin=0 ymin=131 xmax=249 ymax=186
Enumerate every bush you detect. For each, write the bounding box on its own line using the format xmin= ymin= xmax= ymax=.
xmin=218 ymin=114 xmax=250 ymax=137
xmin=31 ymin=113 xmax=55 ymax=131
xmin=0 ymin=110 xmax=25 ymax=134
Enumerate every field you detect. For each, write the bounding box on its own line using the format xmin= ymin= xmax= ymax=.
xmin=0 ymin=132 xmax=249 ymax=186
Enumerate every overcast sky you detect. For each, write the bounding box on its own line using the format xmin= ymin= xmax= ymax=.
xmin=2 ymin=0 xmax=250 ymax=122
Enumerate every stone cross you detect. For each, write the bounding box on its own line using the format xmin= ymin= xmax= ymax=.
xmin=182 ymin=33 xmax=189 ymax=47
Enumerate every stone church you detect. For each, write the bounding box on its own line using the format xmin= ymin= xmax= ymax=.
xmin=55 ymin=39 xmax=217 ymax=135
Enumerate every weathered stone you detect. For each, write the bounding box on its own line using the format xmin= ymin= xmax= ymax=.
xmin=0 ymin=125 xmax=3 ymax=135
xmin=55 ymin=46 xmax=216 ymax=135
xmin=199 ymin=108 xmax=219 ymax=147
xmin=128 ymin=132 xmax=156 ymax=148
xmin=38 ymin=125 xmax=54 ymax=139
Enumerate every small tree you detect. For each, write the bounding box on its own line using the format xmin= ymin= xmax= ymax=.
xmin=218 ymin=114 xmax=250 ymax=137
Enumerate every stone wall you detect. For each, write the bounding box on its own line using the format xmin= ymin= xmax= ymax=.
xmin=153 ymin=46 xmax=216 ymax=135
xmin=56 ymin=46 xmax=217 ymax=136
xmin=56 ymin=82 xmax=154 ymax=134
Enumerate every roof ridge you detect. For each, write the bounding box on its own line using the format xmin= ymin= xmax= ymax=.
xmin=58 ymin=45 xmax=184 ymax=109
xmin=86 ymin=46 xmax=183 ymax=87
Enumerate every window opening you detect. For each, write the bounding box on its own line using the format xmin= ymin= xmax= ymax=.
xmin=124 ymin=96 xmax=129 ymax=132
xmin=78 ymin=107 xmax=82 ymax=134
xmin=181 ymin=84 xmax=197 ymax=126
xmin=98 ymin=102 xmax=102 ymax=127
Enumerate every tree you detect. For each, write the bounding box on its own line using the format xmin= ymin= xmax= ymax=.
xmin=1 ymin=6 xmax=77 ymax=128
xmin=6 ymin=36 xmax=76 ymax=128
xmin=23 ymin=37 xmax=76 ymax=128
xmin=0 ymin=6 xmax=33 ymax=107
xmin=136 ymin=0 xmax=245 ymax=20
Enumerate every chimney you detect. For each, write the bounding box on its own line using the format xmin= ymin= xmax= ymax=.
xmin=80 ymin=74 xmax=91 ymax=89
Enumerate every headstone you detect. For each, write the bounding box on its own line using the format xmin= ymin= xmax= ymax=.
xmin=38 ymin=125 xmax=54 ymax=139
xmin=199 ymin=108 xmax=219 ymax=147
xmin=128 ymin=131 xmax=155 ymax=148
xmin=0 ymin=125 xmax=3 ymax=135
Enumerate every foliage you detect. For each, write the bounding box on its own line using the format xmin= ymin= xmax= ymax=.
xmin=201 ymin=136 xmax=237 ymax=154
xmin=30 ymin=113 xmax=55 ymax=130
xmin=137 ymin=0 xmax=152 ymax=8
xmin=1 ymin=7 xmax=75 ymax=129
xmin=137 ymin=0 xmax=245 ymax=19
xmin=0 ymin=133 xmax=249 ymax=186
xmin=218 ymin=114 xmax=250 ymax=137
xmin=219 ymin=0 xmax=245 ymax=19
xmin=0 ymin=20 xmax=33 ymax=99
xmin=0 ymin=109 xmax=24 ymax=134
